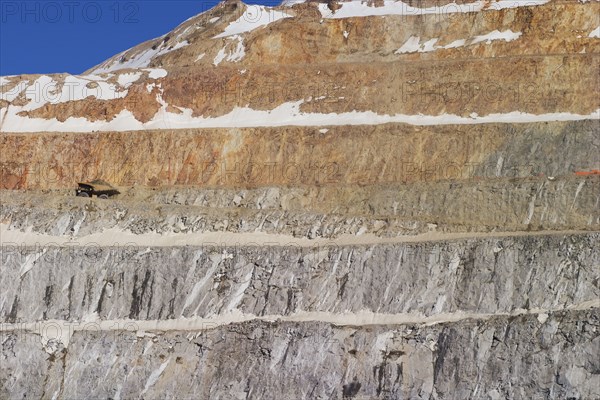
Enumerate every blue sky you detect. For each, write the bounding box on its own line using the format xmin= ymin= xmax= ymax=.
xmin=0 ymin=0 xmax=279 ymax=76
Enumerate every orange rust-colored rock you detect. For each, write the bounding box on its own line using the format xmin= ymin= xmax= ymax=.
xmin=0 ymin=0 xmax=598 ymax=191
xmin=1 ymin=120 xmax=597 ymax=190
xmin=1 ymin=0 xmax=598 ymax=130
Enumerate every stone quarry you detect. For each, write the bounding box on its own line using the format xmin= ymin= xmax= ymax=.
xmin=1 ymin=0 xmax=599 ymax=398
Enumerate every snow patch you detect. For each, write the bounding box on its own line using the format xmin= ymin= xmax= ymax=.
xmin=589 ymin=26 xmax=600 ymax=38
xmin=1 ymin=108 xmax=146 ymax=132
xmin=213 ymin=35 xmax=246 ymax=65
xmin=396 ymin=36 xmax=421 ymax=53
xmin=2 ymin=98 xmax=598 ymax=133
xmin=214 ymin=5 xmax=291 ymax=38
xmin=6 ymin=74 xmax=128 ymax=112
xmin=396 ymin=30 xmax=521 ymax=54
xmin=22 ymin=76 xmax=55 ymax=110
xmin=471 ymin=29 xmax=522 ymax=45
xmin=213 ymin=48 xmax=227 ymax=66
xmin=0 ymin=76 xmax=13 ymax=86
xmin=319 ymin=0 xmax=549 ymax=18
xmin=420 ymin=38 xmax=439 ymax=52
xmin=61 ymin=75 xmax=127 ymax=102
xmin=78 ymin=74 xmax=111 ymax=81
xmin=443 ymin=39 xmax=466 ymax=49
xmin=117 ymin=72 xmax=143 ymax=88
xmin=171 ymin=40 xmax=189 ymax=51
xmin=228 ymin=36 xmax=246 ymax=62
xmin=91 ymin=40 xmax=189 ymax=74
xmin=144 ymin=68 xmax=168 ymax=79
xmin=0 ymin=80 xmax=29 ymax=102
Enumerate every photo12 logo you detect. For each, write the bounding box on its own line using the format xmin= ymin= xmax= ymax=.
xmin=1 ymin=1 xmax=140 ymax=24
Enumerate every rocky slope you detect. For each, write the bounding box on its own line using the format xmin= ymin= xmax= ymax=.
xmin=2 ymin=120 xmax=598 ymax=190
xmin=1 ymin=0 xmax=599 ymax=399
xmin=2 ymin=232 xmax=598 ymax=323
xmin=0 ymin=0 xmax=598 ymax=133
xmin=3 ymin=310 xmax=599 ymax=399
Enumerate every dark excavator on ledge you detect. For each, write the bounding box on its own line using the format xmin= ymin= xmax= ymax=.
xmin=75 ymin=179 xmax=120 ymax=199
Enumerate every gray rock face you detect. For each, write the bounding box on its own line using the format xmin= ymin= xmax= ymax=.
xmin=2 ymin=310 xmax=598 ymax=399
xmin=2 ymin=234 xmax=597 ymax=323
xmin=145 ymin=178 xmax=600 ymax=231
xmin=2 ymin=182 xmax=599 ymax=399
xmin=2 ymin=223 xmax=599 ymax=398
xmin=3 ymin=177 xmax=598 ymax=238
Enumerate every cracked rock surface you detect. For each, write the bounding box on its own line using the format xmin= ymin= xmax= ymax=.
xmin=2 ymin=311 xmax=598 ymax=399
xmin=1 ymin=234 xmax=598 ymax=323
xmin=1 ymin=0 xmax=599 ymax=398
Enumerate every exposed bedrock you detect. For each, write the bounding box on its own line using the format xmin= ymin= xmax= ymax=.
xmin=1 ymin=120 xmax=598 ymax=190
xmin=2 ymin=310 xmax=599 ymax=399
xmin=2 ymin=233 xmax=598 ymax=323
xmin=1 ymin=176 xmax=598 ymax=239
xmin=1 ymin=0 xmax=598 ymax=398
